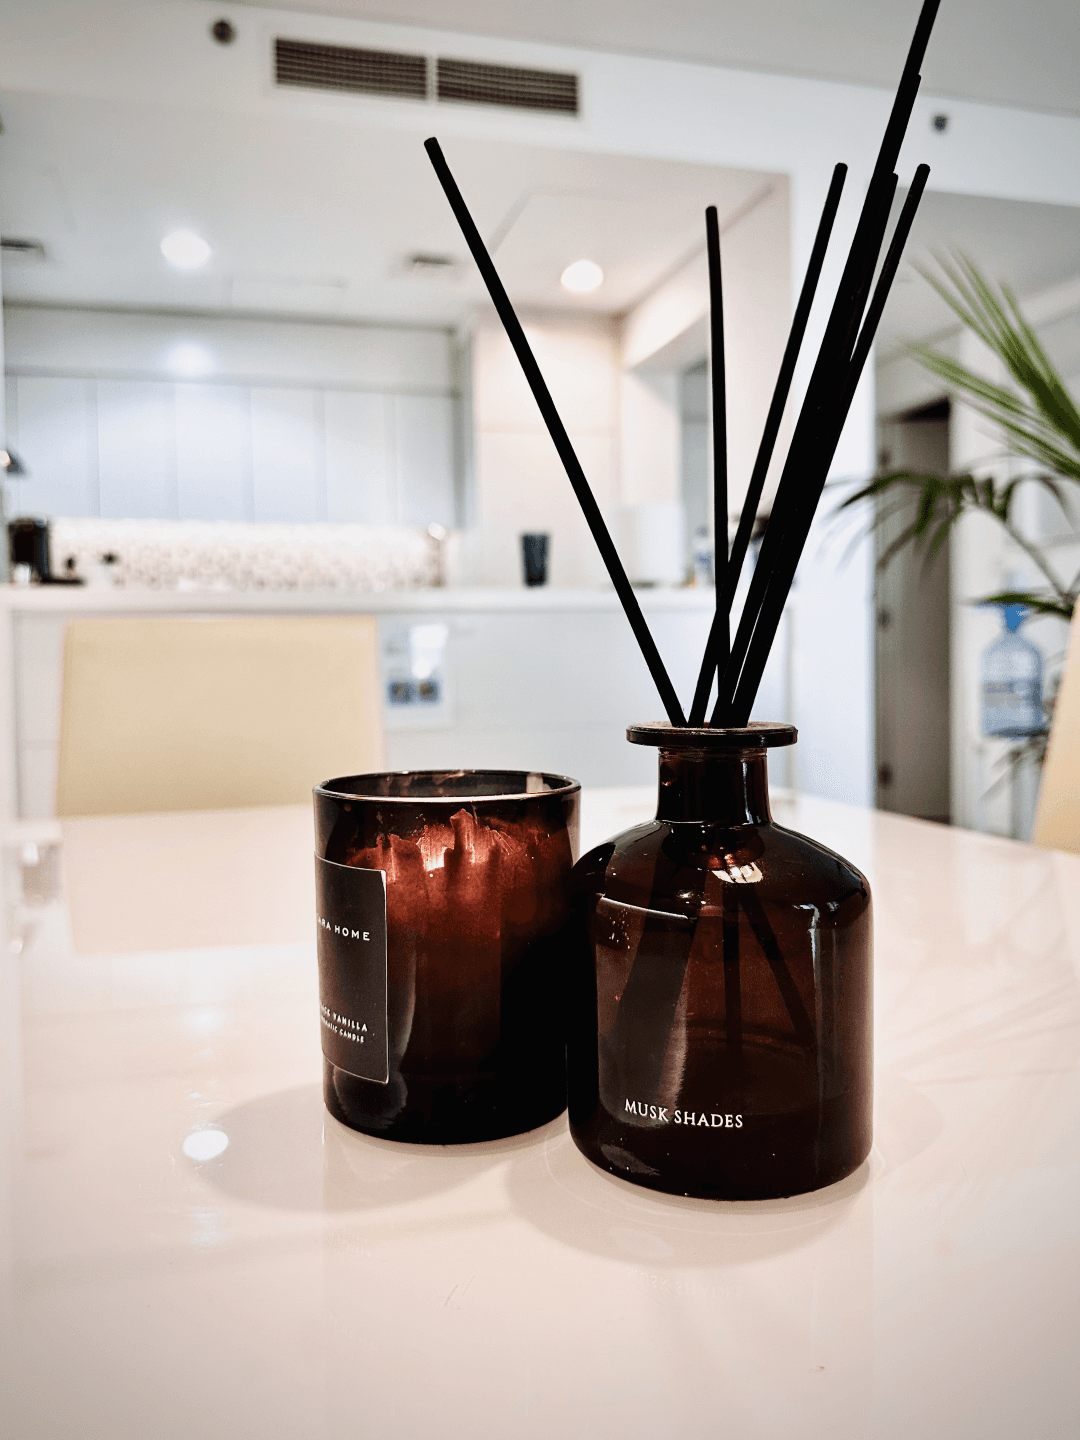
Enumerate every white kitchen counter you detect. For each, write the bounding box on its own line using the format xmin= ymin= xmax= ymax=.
xmin=0 ymin=583 xmax=717 ymax=615
xmin=0 ymin=584 xmax=743 ymax=821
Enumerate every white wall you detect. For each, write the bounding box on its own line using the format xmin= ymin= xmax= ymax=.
xmin=613 ymin=171 xmax=879 ymax=807
xmin=619 ymin=182 xmax=793 ymax=522
xmin=619 ymin=369 xmax=681 ymax=517
xmin=463 ymin=181 xmax=794 ymax=589
xmin=466 ymin=309 xmax=619 ymax=588
xmin=789 ymin=380 xmax=877 ymax=808
xmin=3 ymin=305 xmax=460 ymax=527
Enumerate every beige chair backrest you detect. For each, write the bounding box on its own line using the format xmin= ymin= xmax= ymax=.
xmin=57 ymin=615 xmax=385 ymax=816
xmin=1033 ymin=613 xmax=1080 ymax=854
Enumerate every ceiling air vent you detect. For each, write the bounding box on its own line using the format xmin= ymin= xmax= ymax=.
xmin=436 ymin=58 xmax=578 ymax=114
xmin=275 ymin=37 xmax=428 ymax=100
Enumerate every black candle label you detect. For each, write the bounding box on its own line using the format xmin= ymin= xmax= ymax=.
xmin=315 ymin=857 xmax=389 ymax=1085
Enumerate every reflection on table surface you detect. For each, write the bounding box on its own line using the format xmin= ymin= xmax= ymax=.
xmin=2 ymin=790 xmax=1079 ymax=1439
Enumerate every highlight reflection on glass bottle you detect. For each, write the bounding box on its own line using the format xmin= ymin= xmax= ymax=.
xmin=566 ymin=724 xmax=873 ymax=1200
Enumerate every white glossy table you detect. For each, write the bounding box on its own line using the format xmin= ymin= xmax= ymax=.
xmin=2 ymin=790 xmax=1078 ymax=1439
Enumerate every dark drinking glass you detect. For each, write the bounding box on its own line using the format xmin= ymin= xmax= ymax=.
xmin=521 ymin=533 xmax=549 ymax=587
xmin=565 ymin=723 xmax=872 ymax=1199
xmin=314 ymin=769 xmax=579 ymax=1143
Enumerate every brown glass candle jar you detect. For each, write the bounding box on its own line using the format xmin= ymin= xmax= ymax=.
xmin=565 ymin=724 xmax=872 ymax=1199
xmin=314 ymin=769 xmax=579 ymax=1144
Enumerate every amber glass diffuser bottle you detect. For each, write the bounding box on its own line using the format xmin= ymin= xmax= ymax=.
xmin=566 ymin=723 xmax=872 ymax=1199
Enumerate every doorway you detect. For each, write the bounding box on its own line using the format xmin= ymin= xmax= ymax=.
xmin=874 ymin=399 xmax=951 ymax=823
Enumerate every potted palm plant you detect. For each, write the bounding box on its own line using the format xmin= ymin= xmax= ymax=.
xmin=843 ymin=254 xmax=1080 ymax=776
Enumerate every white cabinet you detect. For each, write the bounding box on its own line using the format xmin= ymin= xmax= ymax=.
xmin=97 ymin=381 xmax=177 ymax=519
xmin=325 ymin=391 xmax=457 ymax=528
xmin=394 ymin=394 xmax=456 ymax=529
xmin=175 ymin=384 xmax=251 ymax=521
xmin=10 ymin=377 xmax=98 ymax=518
xmin=250 ymin=387 xmax=323 ymax=522
xmin=6 ymin=374 xmax=459 ymax=527
xmin=324 ymin=390 xmax=394 ymax=523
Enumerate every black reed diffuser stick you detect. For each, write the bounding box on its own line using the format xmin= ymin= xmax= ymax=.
xmin=425 ymin=0 xmax=939 ymax=733
xmin=714 ymin=173 xmax=899 ymax=719
xmin=724 ymin=166 xmax=931 ymax=725
xmin=687 ymin=162 xmax=847 ymax=726
xmin=713 ymin=174 xmax=901 ymax=722
xmin=705 ymin=206 xmax=728 ymax=672
xmin=712 ymin=0 xmax=939 ymax=723
xmin=423 ymin=137 xmax=687 ymax=728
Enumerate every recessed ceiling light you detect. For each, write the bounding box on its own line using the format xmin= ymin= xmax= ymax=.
xmin=161 ymin=230 xmax=211 ymax=270
xmin=560 ymin=259 xmax=603 ymax=293
xmin=165 ymin=342 xmax=215 ymax=378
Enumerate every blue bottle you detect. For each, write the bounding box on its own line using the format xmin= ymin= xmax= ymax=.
xmin=981 ymin=604 xmax=1044 ymax=738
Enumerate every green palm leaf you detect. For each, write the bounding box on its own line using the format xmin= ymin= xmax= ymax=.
xmin=915 ymin=252 xmax=1080 ymax=482
xmin=837 ymin=253 xmax=1079 ymax=625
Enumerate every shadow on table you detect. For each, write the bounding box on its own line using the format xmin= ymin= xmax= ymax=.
xmin=202 ymin=1082 xmax=563 ymax=1213
xmin=201 ymin=1068 xmax=941 ymax=1240
xmin=503 ymin=1070 xmax=943 ymax=1267
xmin=505 ymin=1131 xmax=871 ymax=1266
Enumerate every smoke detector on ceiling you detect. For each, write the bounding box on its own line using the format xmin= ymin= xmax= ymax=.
xmin=408 ymin=253 xmax=455 ymax=270
xmin=1 ymin=237 xmax=46 ymax=260
xmin=399 ymin=253 xmax=460 ymax=280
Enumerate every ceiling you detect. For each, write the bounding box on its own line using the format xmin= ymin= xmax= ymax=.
xmin=227 ymin=0 xmax=1080 ymax=117
xmin=0 ymin=3 xmax=1077 ymax=360
xmin=881 ymin=189 xmax=1080 ymax=360
xmin=0 ymin=86 xmax=773 ymax=326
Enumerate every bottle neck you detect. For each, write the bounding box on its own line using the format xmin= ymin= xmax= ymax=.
xmin=655 ymin=747 xmax=772 ymax=826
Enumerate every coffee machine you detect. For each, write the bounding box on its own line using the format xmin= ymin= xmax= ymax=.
xmin=7 ymin=519 xmax=85 ymax=585
xmin=8 ymin=517 xmax=52 ymax=583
